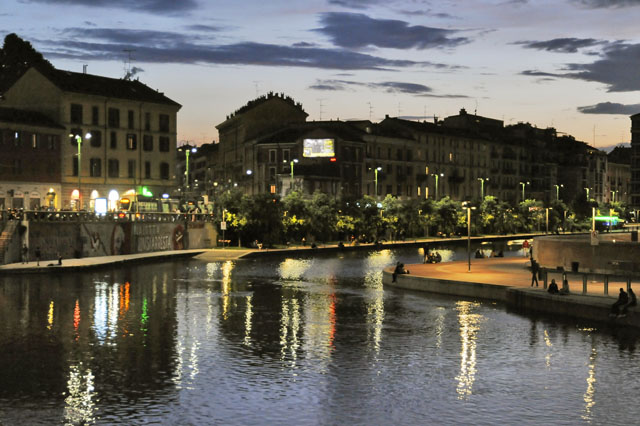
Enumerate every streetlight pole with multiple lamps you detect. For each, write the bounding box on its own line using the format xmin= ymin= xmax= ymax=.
xmin=477 ymin=177 xmax=489 ymax=200
xmin=430 ymin=173 xmax=444 ymax=200
xmin=554 ymin=184 xmax=563 ymax=201
xmin=519 ymin=181 xmax=529 ymax=202
xmin=69 ymin=132 xmax=91 ymax=210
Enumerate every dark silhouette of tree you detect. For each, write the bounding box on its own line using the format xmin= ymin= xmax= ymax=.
xmin=0 ymin=33 xmax=54 ymax=93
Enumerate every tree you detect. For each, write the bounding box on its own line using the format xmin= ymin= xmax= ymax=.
xmin=0 ymin=34 xmax=54 ymax=93
xmin=307 ymin=191 xmax=338 ymax=242
xmin=282 ymin=191 xmax=309 ymax=242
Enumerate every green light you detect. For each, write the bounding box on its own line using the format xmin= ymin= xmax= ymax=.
xmin=141 ymin=186 xmax=153 ymax=197
xmin=594 ymin=216 xmax=618 ymax=222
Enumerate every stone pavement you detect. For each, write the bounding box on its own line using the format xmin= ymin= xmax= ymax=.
xmin=402 ymin=256 xmax=634 ymax=299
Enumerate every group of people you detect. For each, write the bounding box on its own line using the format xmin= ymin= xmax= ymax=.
xmin=474 ymin=249 xmax=504 ymax=259
xmin=547 ymin=276 xmax=570 ymax=295
xmin=424 ymin=251 xmax=442 ymax=264
xmin=611 ymin=288 xmax=637 ymax=317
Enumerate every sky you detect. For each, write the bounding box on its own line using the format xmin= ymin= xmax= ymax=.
xmin=2 ymin=0 xmax=640 ymax=149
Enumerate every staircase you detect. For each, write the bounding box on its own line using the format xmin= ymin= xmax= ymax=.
xmin=0 ymin=221 xmax=18 ymax=264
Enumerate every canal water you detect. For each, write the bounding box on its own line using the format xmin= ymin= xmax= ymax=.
xmin=1 ymin=242 xmax=639 ymax=425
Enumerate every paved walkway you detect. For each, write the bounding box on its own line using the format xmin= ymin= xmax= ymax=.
xmin=400 ymin=256 xmax=633 ymax=298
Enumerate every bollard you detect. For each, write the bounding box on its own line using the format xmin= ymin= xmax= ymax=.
xmin=583 ymin=274 xmax=588 ymax=294
xmin=604 ymin=275 xmax=609 ymax=296
xmin=627 ymin=277 xmax=632 ymax=292
xmin=543 ymin=270 xmax=548 ymax=290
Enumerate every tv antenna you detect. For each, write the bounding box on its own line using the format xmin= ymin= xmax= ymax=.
xmin=123 ymin=49 xmax=135 ymax=80
xmin=252 ymin=80 xmax=261 ymax=98
xmin=318 ymin=98 xmax=325 ymax=121
xmin=367 ymin=102 xmax=373 ymax=121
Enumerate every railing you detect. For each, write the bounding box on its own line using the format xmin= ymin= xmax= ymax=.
xmin=0 ymin=210 xmax=216 ymax=223
xmin=540 ymin=267 xmax=635 ymax=296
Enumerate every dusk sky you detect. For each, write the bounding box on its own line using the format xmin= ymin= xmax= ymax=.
xmin=2 ymin=0 xmax=640 ymax=148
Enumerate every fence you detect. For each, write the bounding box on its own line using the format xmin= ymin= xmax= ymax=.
xmin=540 ymin=267 xmax=635 ymax=296
xmin=1 ymin=210 xmax=216 ymax=223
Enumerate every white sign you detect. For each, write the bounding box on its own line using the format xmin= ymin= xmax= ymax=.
xmin=590 ymin=230 xmax=599 ymax=246
xmin=220 ymin=221 xmax=227 ymax=231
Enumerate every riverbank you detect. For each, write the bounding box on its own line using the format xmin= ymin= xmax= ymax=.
xmin=383 ymin=257 xmax=639 ymax=328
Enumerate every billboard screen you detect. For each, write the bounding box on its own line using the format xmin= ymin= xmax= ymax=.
xmin=303 ymin=138 xmax=335 ymax=158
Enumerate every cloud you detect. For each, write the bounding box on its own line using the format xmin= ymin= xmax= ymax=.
xmin=572 ymin=0 xmax=640 ymax=8
xmin=397 ymin=9 xmax=459 ymax=19
xmin=25 ymin=0 xmax=197 ymax=13
xmin=328 ymin=0 xmax=385 ymax=8
xmin=316 ymin=12 xmax=469 ymax=49
xmin=577 ymin=102 xmax=640 ymax=114
xmin=185 ymin=25 xmax=221 ymax=32
xmin=292 ymin=42 xmax=316 ymax=47
xmin=309 ymin=78 xmax=469 ymax=97
xmin=40 ymin=28 xmax=445 ymax=71
xmin=515 ymin=37 xmax=607 ymax=53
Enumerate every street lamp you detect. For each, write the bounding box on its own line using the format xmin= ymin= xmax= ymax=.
xmin=545 ymin=207 xmax=553 ymax=234
xmin=69 ymin=132 xmax=91 ymax=210
xmin=285 ymin=158 xmax=299 ymax=189
xmin=430 ymin=173 xmax=444 ymax=200
xmin=519 ymin=181 xmax=530 ymax=202
xmin=612 ymin=190 xmax=618 ymax=203
xmin=179 ymin=146 xmax=197 ymax=192
xmin=477 ymin=177 xmax=489 ymax=200
xmin=554 ymin=184 xmax=563 ymax=201
xmin=584 ymin=187 xmax=590 ymax=200
xmin=371 ymin=166 xmax=382 ymax=198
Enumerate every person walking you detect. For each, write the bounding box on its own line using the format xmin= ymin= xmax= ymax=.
xmin=530 ymin=259 xmax=540 ymax=287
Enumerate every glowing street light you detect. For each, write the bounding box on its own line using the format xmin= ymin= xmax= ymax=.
xmin=545 ymin=207 xmax=553 ymax=234
xmin=584 ymin=187 xmax=590 ymax=200
xmin=554 ymin=184 xmax=563 ymax=201
xmin=179 ymin=145 xmax=197 ymax=191
xmin=612 ymin=190 xmax=618 ymax=203
xmin=477 ymin=177 xmax=489 ymax=200
xmin=519 ymin=181 xmax=530 ymax=202
xmin=69 ymin=132 xmax=91 ymax=210
xmin=370 ymin=166 xmax=382 ymax=198
xmin=285 ymin=158 xmax=299 ymax=188
xmin=430 ymin=172 xmax=444 ymax=200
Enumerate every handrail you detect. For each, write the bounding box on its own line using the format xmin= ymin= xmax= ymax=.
xmin=540 ymin=267 xmax=634 ymax=296
xmin=0 ymin=210 xmax=216 ymax=223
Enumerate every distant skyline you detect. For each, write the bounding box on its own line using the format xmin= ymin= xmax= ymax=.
xmin=2 ymin=0 xmax=640 ymax=148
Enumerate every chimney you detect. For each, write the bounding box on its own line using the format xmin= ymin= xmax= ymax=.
xmin=83 ymin=64 xmax=88 ymax=74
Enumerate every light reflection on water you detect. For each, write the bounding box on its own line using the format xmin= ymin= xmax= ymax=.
xmin=0 ymin=243 xmax=639 ymax=425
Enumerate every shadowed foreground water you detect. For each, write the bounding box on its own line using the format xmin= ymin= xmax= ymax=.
xmin=0 ymin=243 xmax=639 ymax=425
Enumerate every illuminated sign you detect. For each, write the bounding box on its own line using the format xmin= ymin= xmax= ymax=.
xmin=303 ymin=138 xmax=335 ymax=158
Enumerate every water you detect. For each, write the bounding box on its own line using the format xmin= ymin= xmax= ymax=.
xmin=1 ymin=242 xmax=639 ymax=425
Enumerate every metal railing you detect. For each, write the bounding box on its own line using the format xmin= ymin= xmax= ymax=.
xmin=0 ymin=210 xmax=216 ymax=223
xmin=541 ymin=267 xmax=635 ymax=296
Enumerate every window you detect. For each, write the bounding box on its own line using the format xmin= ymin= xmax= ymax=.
xmin=269 ymin=167 xmax=276 ymax=179
xmin=110 ymin=132 xmax=117 ymax=149
xmin=72 ymin=157 xmax=78 ymax=176
xmin=108 ymin=159 xmax=119 ymax=178
xmin=269 ymin=149 xmax=276 ymax=163
xmin=90 ymin=130 xmax=102 ymax=147
xmin=283 ymin=149 xmax=290 ymax=163
xmin=31 ymin=134 xmax=39 ymax=149
xmin=145 ymin=161 xmax=151 ymax=178
xmin=92 ymin=106 xmax=99 ymax=125
xmin=108 ymin=108 xmax=120 ymax=128
xmin=144 ymin=112 xmax=151 ymax=131
xmin=126 ymin=134 xmax=137 ymax=150
xmin=70 ymin=103 xmax=83 ymax=124
xmin=128 ymin=110 xmax=134 ymax=129
xmin=47 ymin=135 xmax=57 ymax=150
xmin=159 ymin=136 xmax=170 ymax=152
xmin=128 ymin=160 xmax=136 ymax=178
xmin=90 ymin=158 xmax=102 ymax=177
xmin=160 ymin=162 xmax=170 ymax=179
xmin=13 ymin=131 xmax=21 ymax=147
xmin=143 ymin=134 xmax=153 ymax=151
xmin=159 ymin=114 xmax=170 ymax=132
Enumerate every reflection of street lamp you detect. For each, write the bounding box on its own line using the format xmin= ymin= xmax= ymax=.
xmin=477 ymin=177 xmax=489 ymax=200
xmin=69 ymin=132 xmax=91 ymax=210
xmin=430 ymin=173 xmax=444 ymax=200
xmin=519 ymin=181 xmax=530 ymax=202
xmin=545 ymin=207 xmax=553 ymax=234
xmin=554 ymin=184 xmax=563 ymax=201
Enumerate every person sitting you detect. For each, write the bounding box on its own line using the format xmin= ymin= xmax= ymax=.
xmin=475 ymin=249 xmax=484 ymax=259
xmin=548 ymin=279 xmax=559 ymax=294
xmin=611 ymin=288 xmax=629 ymax=316
xmin=621 ymin=288 xmax=637 ymax=316
xmin=497 ymin=250 xmax=504 ymax=257
xmin=392 ymin=262 xmax=409 ymax=282
xmin=434 ymin=252 xmax=442 ymax=263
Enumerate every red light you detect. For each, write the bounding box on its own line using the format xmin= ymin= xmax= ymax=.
xmin=118 ymin=212 xmax=126 ymax=218
xmin=330 ymin=157 xmax=337 ymax=162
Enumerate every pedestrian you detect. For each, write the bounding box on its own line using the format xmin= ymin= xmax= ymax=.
xmin=35 ymin=247 xmax=41 ymax=266
xmin=57 ymin=253 xmax=62 ymax=265
xmin=611 ymin=288 xmax=629 ymax=316
xmin=530 ymin=259 xmax=539 ymax=287
xmin=21 ymin=244 xmax=28 ymax=264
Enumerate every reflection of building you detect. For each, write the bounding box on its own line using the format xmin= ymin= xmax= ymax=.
xmin=3 ymin=66 xmax=181 ymax=209
xmin=0 ymin=107 xmax=64 ymax=209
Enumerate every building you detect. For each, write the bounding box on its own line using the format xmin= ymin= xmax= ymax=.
xmin=630 ymin=113 xmax=640 ymax=209
xmin=2 ymin=66 xmax=181 ymax=210
xmin=607 ymin=146 xmax=631 ymax=204
xmin=0 ymin=107 xmax=65 ymax=209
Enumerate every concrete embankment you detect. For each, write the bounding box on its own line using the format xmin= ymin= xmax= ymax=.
xmin=383 ymin=258 xmax=639 ymax=329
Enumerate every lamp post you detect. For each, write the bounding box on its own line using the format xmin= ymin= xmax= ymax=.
xmin=70 ymin=132 xmax=91 ymax=210
xmin=285 ymin=158 xmax=299 ymax=189
xmin=554 ymin=184 xmax=563 ymax=201
xmin=584 ymin=187 xmax=590 ymax=200
xmin=179 ymin=145 xmax=197 ymax=193
xmin=430 ymin=173 xmax=444 ymax=200
xmin=612 ymin=190 xmax=618 ymax=203
xmin=246 ymin=169 xmax=253 ymax=195
xmin=545 ymin=207 xmax=553 ymax=234
xmin=373 ymin=166 xmax=382 ymax=198
xmin=477 ymin=177 xmax=489 ymax=200
xmin=519 ymin=181 xmax=530 ymax=202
